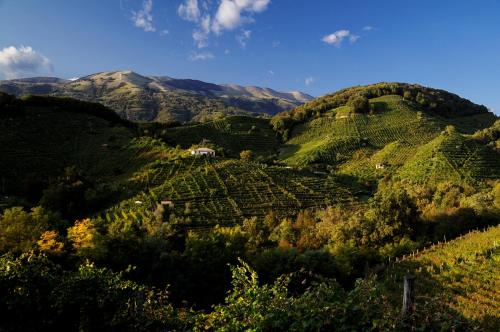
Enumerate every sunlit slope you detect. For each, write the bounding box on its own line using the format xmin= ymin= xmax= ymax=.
xmin=280 ymin=96 xmax=440 ymax=165
xmin=396 ymin=131 xmax=500 ymax=186
xmin=280 ymin=95 xmax=496 ymax=170
xmin=383 ymin=225 xmax=500 ymax=330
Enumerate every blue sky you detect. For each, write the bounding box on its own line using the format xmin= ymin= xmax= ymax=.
xmin=0 ymin=0 xmax=499 ymax=113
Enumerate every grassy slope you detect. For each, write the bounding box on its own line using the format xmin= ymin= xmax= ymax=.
xmin=382 ymin=225 xmax=500 ymax=330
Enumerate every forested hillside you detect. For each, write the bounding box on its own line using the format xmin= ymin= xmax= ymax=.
xmin=0 ymin=84 xmax=499 ymax=331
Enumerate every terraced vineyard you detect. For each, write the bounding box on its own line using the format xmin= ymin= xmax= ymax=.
xmin=439 ymin=133 xmax=500 ymax=180
xmin=397 ymin=132 xmax=500 ymax=185
xmin=280 ymin=95 xmax=443 ymax=166
xmin=382 ymin=225 xmax=500 ymax=330
xmin=162 ymin=116 xmax=280 ymax=157
xmin=107 ymin=158 xmax=358 ymax=226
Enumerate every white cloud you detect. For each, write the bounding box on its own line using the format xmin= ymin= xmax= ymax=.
xmin=68 ymin=77 xmax=79 ymax=81
xmin=132 ymin=0 xmax=155 ymax=32
xmin=178 ymin=0 xmax=200 ymax=22
xmin=349 ymin=34 xmax=360 ymax=43
xmin=178 ymin=0 xmax=270 ymax=49
xmin=189 ymin=51 xmax=215 ymax=61
xmin=363 ymin=25 xmax=380 ymax=32
xmin=322 ymin=30 xmax=354 ymax=47
xmin=224 ymin=49 xmax=231 ymax=54
xmin=0 ymin=46 xmax=53 ymax=79
xmin=159 ymin=29 xmax=170 ymax=36
xmin=305 ymin=76 xmax=315 ymax=86
xmin=272 ymin=40 xmax=280 ymax=48
xmin=268 ymin=70 xmax=274 ymax=75
xmin=236 ymin=29 xmax=252 ymax=48
xmin=190 ymin=14 xmax=211 ymax=48
xmin=212 ymin=0 xmax=270 ymax=33
xmin=201 ymin=14 xmax=211 ymax=31
xmin=193 ymin=29 xmax=209 ymax=48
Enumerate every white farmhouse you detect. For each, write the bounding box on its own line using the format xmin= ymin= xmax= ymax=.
xmin=191 ymin=147 xmax=216 ymax=157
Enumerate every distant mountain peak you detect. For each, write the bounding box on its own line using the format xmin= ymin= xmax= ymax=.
xmin=0 ymin=71 xmax=313 ymax=122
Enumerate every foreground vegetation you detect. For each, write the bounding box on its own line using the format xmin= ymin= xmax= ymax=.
xmin=1 ymin=84 xmax=499 ymax=331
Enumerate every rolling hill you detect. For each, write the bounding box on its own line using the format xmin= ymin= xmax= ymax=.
xmin=1 ymin=82 xmax=499 ymax=224
xmin=274 ymin=84 xmax=498 ymax=185
xmin=0 ymin=71 xmax=313 ymax=123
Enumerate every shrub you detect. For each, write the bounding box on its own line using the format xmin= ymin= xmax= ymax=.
xmin=0 ymin=206 xmax=54 ymax=254
xmin=239 ymin=150 xmax=254 ymax=161
xmin=347 ymin=94 xmax=370 ymax=113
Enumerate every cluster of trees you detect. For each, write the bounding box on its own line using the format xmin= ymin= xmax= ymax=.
xmin=347 ymin=94 xmax=370 ymax=114
xmin=473 ymin=119 xmax=500 ymax=150
xmin=271 ymin=82 xmax=489 ymax=136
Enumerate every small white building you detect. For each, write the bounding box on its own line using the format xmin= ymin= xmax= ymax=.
xmin=161 ymin=200 xmax=174 ymax=208
xmin=191 ymin=147 xmax=216 ymax=157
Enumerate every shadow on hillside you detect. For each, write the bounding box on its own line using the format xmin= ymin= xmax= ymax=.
xmin=0 ymin=107 xmax=163 ymax=219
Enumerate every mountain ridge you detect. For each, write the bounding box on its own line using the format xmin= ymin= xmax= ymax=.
xmin=0 ymin=70 xmax=314 ymax=123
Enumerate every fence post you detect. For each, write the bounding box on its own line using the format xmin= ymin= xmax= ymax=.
xmin=402 ymin=274 xmax=415 ymax=317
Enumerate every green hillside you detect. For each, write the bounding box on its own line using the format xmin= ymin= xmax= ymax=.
xmin=277 ymin=93 xmax=498 ymax=188
xmin=0 ymin=93 xmax=183 ymax=210
xmin=280 ymin=95 xmax=442 ymax=165
xmin=272 ymin=82 xmax=492 ymax=135
xmin=1 ymin=86 xmax=499 ymax=331
xmin=2 ymin=90 xmax=497 ymax=223
xmin=396 ymin=130 xmax=500 ymax=186
xmin=382 ymin=225 xmax=500 ymax=330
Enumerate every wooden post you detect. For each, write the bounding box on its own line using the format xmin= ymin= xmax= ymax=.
xmin=402 ymin=274 xmax=415 ymax=317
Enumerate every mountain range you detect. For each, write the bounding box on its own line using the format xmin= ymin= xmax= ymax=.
xmin=0 ymin=71 xmax=313 ymax=122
